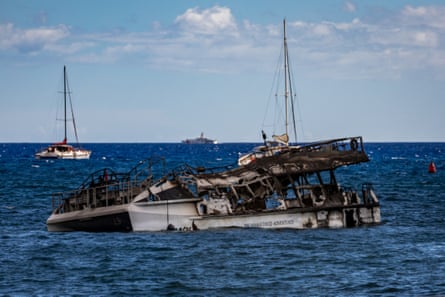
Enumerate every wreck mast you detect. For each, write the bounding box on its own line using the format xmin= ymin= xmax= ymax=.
xmin=283 ymin=19 xmax=289 ymax=145
xmin=63 ymin=65 xmax=67 ymax=143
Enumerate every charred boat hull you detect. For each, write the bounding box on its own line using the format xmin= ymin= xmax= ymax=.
xmin=47 ymin=205 xmax=132 ymax=232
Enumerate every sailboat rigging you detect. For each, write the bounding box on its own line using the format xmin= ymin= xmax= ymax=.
xmin=239 ymin=19 xmax=300 ymax=166
xmin=35 ymin=66 xmax=91 ymax=159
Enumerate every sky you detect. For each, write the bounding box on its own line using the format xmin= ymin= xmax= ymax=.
xmin=1 ymin=0 xmax=445 ymax=143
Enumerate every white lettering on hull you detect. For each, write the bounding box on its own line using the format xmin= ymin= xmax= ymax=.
xmin=243 ymin=219 xmax=295 ymax=228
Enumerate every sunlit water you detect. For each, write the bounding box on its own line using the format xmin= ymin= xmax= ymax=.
xmin=1 ymin=142 xmax=444 ymax=296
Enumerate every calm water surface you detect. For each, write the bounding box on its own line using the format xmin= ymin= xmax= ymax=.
xmin=0 ymin=142 xmax=444 ymax=296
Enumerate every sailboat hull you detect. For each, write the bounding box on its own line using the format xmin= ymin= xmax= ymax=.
xmin=35 ymin=145 xmax=91 ymax=159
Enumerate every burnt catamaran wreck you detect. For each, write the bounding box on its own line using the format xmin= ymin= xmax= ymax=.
xmin=46 ymin=137 xmax=381 ymax=232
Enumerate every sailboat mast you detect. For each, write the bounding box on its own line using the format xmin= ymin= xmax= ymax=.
xmin=63 ymin=65 xmax=67 ymax=142
xmin=283 ymin=19 xmax=289 ymax=144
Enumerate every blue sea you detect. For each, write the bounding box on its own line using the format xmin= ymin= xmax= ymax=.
xmin=0 ymin=142 xmax=444 ymax=296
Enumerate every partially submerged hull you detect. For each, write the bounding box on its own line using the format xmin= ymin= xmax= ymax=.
xmin=47 ymin=198 xmax=380 ymax=232
xmin=128 ymin=198 xmax=202 ymax=232
xmin=193 ymin=205 xmax=380 ymax=230
xmin=47 ymin=204 xmax=131 ymax=232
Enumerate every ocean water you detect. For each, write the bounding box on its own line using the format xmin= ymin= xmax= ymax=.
xmin=0 ymin=142 xmax=444 ymax=296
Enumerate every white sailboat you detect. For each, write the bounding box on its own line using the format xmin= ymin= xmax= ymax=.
xmin=239 ymin=19 xmax=300 ymax=166
xmin=35 ymin=66 xmax=91 ymax=159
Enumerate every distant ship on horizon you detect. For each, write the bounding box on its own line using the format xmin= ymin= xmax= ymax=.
xmin=182 ymin=132 xmax=217 ymax=144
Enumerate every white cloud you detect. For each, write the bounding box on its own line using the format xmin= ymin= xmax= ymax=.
xmin=0 ymin=23 xmax=69 ymax=53
xmin=344 ymin=1 xmax=356 ymax=13
xmin=370 ymin=27 xmax=438 ymax=48
xmin=334 ymin=18 xmax=364 ymax=31
xmin=403 ymin=5 xmax=428 ymax=17
xmin=2 ymin=4 xmax=445 ymax=79
xmin=175 ymin=6 xmax=238 ymax=36
xmin=105 ymin=43 xmax=145 ymax=55
xmin=413 ymin=31 xmax=438 ymax=47
xmin=312 ymin=23 xmax=332 ymax=36
xmin=402 ymin=5 xmax=445 ymax=29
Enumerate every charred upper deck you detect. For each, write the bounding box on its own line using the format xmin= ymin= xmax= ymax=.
xmin=177 ymin=137 xmax=368 ymax=191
